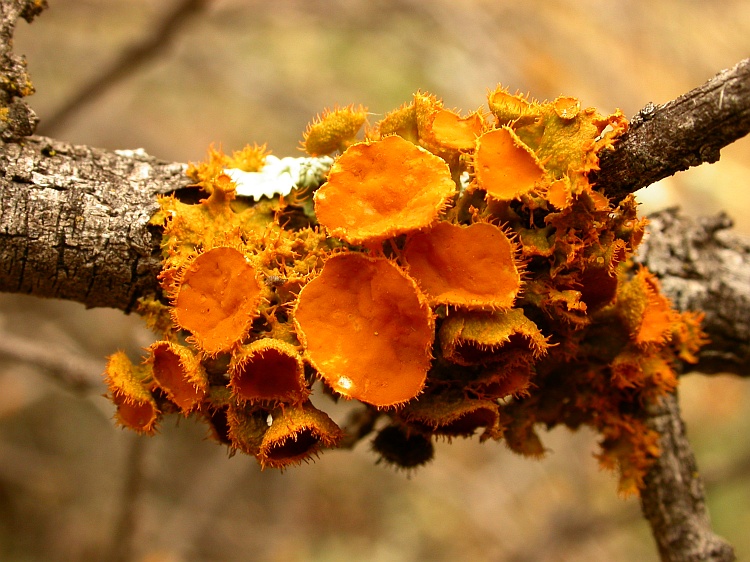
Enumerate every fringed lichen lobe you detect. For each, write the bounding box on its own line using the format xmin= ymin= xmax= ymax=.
xmin=101 ymin=87 xmax=705 ymax=490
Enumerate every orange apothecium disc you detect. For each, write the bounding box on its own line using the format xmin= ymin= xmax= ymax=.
xmin=172 ymin=247 xmax=263 ymax=355
xmin=403 ymin=221 xmax=521 ymax=309
xmin=313 ymin=135 xmax=456 ymax=245
xmin=294 ymin=253 xmax=434 ymax=407
xmin=474 ymin=126 xmax=546 ymax=200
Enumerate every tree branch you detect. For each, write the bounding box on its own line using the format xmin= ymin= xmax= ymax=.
xmin=641 ymin=392 xmax=736 ymax=562
xmin=0 ymin=135 xmax=188 ymax=310
xmin=596 ymin=58 xmax=750 ymax=202
xmin=637 ymin=208 xmax=750 ymax=377
xmin=0 ymin=0 xmax=46 ymax=140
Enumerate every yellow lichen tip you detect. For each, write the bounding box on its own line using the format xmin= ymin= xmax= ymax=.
xmin=257 ymin=403 xmax=343 ymax=469
xmin=302 ymin=104 xmax=368 ymax=156
xmin=313 ymin=135 xmax=457 ymax=245
xmin=186 ymin=144 xmax=230 ymax=192
xmin=170 ymin=246 xmax=264 ymax=355
xmin=294 ymin=253 xmax=434 ymax=408
xmin=474 ymin=126 xmax=546 ymax=201
xmin=553 ymin=95 xmax=581 ymax=121
xmin=148 ymin=341 xmax=207 ymax=413
xmin=104 ymin=351 xmax=159 ymax=435
xmin=487 ymin=86 xmax=540 ymax=127
xmin=375 ymin=100 xmax=418 ymax=143
xmin=439 ymin=308 xmax=549 ymax=366
xmin=228 ymin=338 xmax=308 ymax=405
xmin=402 ymin=221 xmax=521 ymax=309
xmin=226 ymin=143 xmax=271 ymax=172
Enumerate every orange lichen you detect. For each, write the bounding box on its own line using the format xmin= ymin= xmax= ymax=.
xmin=104 ymin=85 xmax=707 ymax=492
xmin=428 ymin=109 xmax=486 ymax=151
xmin=469 ymin=360 xmax=534 ymax=400
xmin=229 ymin=338 xmax=308 ymax=404
xmin=257 ymin=403 xmax=343 ymax=469
xmin=104 ymin=351 xmax=159 ymax=435
xmin=399 ymin=391 xmax=500 ymax=441
xmin=474 ymin=127 xmax=546 ymax=201
xmin=372 ymin=425 xmax=434 ymax=469
xmin=440 ymin=308 xmax=549 ymax=366
xmin=171 ymin=246 xmax=264 ymax=355
xmin=302 ymin=104 xmax=368 ymax=156
xmin=294 ymin=253 xmax=434 ymax=407
xmin=402 ymin=221 xmax=521 ymax=309
xmin=314 ymin=135 xmax=456 ymax=245
xmin=617 ymin=268 xmax=680 ymax=348
xmin=149 ymin=341 xmax=207 ymax=412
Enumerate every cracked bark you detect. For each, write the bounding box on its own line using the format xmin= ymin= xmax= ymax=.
xmin=0 ymin=136 xmax=188 ymax=311
xmin=1 ymin=2 xmax=748 ymax=561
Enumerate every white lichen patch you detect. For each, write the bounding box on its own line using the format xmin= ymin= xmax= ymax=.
xmin=225 ymin=155 xmax=333 ymax=201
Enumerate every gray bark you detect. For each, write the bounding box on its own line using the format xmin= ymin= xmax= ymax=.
xmin=0 ymin=136 xmax=188 ymax=311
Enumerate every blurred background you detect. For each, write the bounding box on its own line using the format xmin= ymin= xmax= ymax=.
xmin=1 ymin=0 xmax=749 ymax=560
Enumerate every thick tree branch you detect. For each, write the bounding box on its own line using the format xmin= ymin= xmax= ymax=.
xmin=0 ymin=135 xmax=187 ymax=310
xmin=637 ymin=208 xmax=750 ymax=377
xmin=596 ymin=58 xmax=750 ymax=202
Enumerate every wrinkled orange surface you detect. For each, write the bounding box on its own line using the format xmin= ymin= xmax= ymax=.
xmin=474 ymin=126 xmax=546 ymax=200
xmin=314 ymin=135 xmax=456 ymax=245
xmin=230 ymin=339 xmax=307 ymax=404
xmin=113 ymin=397 xmax=158 ymax=434
xmin=294 ymin=253 xmax=434 ymax=407
xmin=173 ymin=247 xmax=262 ymax=354
xmin=403 ymin=222 xmax=520 ymax=309
xmin=430 ymin=109 xmax=484 ymax=150
xmin=150 ymin=342 xmax=205 ymax=412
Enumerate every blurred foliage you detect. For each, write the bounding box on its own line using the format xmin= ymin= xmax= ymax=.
xmin=0 ymin=0 xmax=749 ymax=561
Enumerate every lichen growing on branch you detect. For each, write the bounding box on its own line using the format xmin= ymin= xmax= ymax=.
xmin=102 ymin=87 xmax=706 ymax=492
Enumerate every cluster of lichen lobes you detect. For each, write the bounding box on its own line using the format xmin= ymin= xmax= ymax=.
xmin=103 ymin=90 xmax=706 ymax=493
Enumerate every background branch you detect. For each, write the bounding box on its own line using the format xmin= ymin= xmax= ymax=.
xmin=38 ymin=0 xmax=209 ymax=137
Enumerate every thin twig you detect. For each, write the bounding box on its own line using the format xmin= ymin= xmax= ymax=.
xmin=38 ymin=0 xmax=209 ymax=136
xmin=596 ymin=58 xmax=750 ymax=202
xmin=105 ymin=435 xmax=147 ymax=562
xmin=0 ymin=327 xmax=104 ymax=394
xmin=640 ymin=392 xmax=735 ymax=562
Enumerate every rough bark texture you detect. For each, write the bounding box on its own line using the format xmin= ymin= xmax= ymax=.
xmin=0 ymin=0 xmax=45 ymax=140
xmin=0 ymin=136 xmax=188 ymax=310
xmin=639 ymin=209 xmax=750 ymax=377
xmin=596 ymin=58 xmax=750 ymax=202
xmin=641 ymin=392 xmax=736 ymax=562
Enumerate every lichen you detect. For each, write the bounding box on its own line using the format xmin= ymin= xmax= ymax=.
xmin=104 ymin=89 xmax=706 ymax=492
